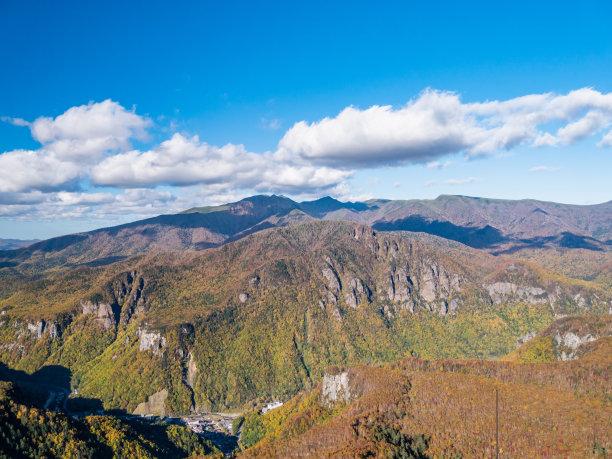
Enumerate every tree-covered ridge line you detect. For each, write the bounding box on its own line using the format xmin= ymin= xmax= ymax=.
xmin=1 ymin=194 xmax=610 ymax=296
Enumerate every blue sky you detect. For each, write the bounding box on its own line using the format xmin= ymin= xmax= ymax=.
xmin=1 ymin=0 xmax=611 ymax=239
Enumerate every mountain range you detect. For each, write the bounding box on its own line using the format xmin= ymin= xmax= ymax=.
xmin=0 ymin=194 xmax=611 ymax=456
xmin=1 ymin=194 xmax=611 ymax=278
xmin=0 ymin=238 xmax=39 ymax=251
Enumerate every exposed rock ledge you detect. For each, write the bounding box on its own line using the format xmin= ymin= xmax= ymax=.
xmin=486 ymin=282 xmax=549 ymax=305
xmin=81 ymin=300 xmax=116 ymax=329
xmin=321 ymin=368 xmax=351 ymax=408
xmin=186 ymin=352 xmax=197 ymax=389
xmin=25 ymin=319 xmax=60 ymax=340
xmin=555 ymin=332 xmax=597 ymax=361
xmin=516 ymin=331 xmax=536 ymax=348
xmin=137 ymin=328 xmax=167 ymax=356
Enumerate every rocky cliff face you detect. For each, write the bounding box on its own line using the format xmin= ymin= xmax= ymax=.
xmin=316 ymin=231 xmax=469 ymax=318
xmin=508 ymin=315 xmax=612 ymax=362
xmin=133 ymin=389 xmax=168 ymax=416
xmin=81 ymin=271 xmax=147 ymax=330
xmin=555 ymin=331 xmax=598 ymax=360
xmin=81 ymin=300 xmax=117 ymax=329
xmin=312 ymin=227 xmax=605 ymax=321
xmin=321 ymin=369 xmax=351 ymax=408
xmin=487 ymin=282 xmax=548 ymax=305
xmin=137 ymin=328 xmax=167 ymax=356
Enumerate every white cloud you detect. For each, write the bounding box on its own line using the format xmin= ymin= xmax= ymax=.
xmin=1 ymin=117 xmax=30 ymax=127
xmin=0 ymin=149 xmax=81 ymax=192
xmin=278 ymin=88 xmax=612 ymax=168
xmin=1 ymin=101 xmax=349 ymax=198
xmin=529 ymin=165 xmax=559 ymax=172
xmin=599 ymin=130 xmax=612 ymax=147
xmin=424 ymin=180 xmax=437 ymax=187
xmin=0 ymin=189 xmax=178 ymax=222
xmin=445 ymin=177 xmax=478 ymax=185
xmin=1 ymin=89 xmax=611 ymax=222
xmin=0 ymin=100 xmax=152 ymax=193
xmin=278 ymin=90 xmax=470 ymax=167
xmin=29 ymin=99 xmax=150 ymax=161
xmin=90 ymin=133 xmax=351 ymax=193
xmin=427 ymin=160 xmax=452 ymax=169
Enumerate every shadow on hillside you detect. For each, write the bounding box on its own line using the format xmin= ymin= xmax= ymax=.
xmin=77 ymin=255 xmax=128 ymax=267
xmin=68 ymin=397 xmax=105 ymax=413
xmin=298 ymin=197 xmax=374 ymax=217
xmin=373 ymin=217 xmax=609 ymax=253
xmin=373 ymin=216 xmax=507 ymax=249
xmin=494 ymin=232 xmax=607 ymax=255
xmin=0 ymin=362 xmax=105 ymax=414
xmin=0 ymin=261 xmax=18 ymax=268
xmin=0 ymin=362 xmax=71 ymax=388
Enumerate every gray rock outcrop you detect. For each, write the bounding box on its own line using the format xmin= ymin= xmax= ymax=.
xmin=81 ymin=300 xmax=117 ymax=329
xmin=321 ymin=370 xmax=351 ymax=408
xmin=555 ymin=331 xmax=597 ymax=360
xmin=137 ymin=329 xmax=167 ymax=356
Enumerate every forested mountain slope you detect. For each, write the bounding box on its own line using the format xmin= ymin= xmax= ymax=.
xmin=238 ymin=346 xmax=611 ymax=457
xmin=0 ymin=379 xmax=221 ymax=458
xmin=505 ymin=314 xmax=612 ymax=362
xmin=0 ymin=221 xmax=609 ymax=415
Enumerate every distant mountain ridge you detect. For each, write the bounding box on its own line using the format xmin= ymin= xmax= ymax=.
xmin=1 ymin=194 xmax=610 ymax=279
xmin=0 ymin=238 xmax=39 ymax=251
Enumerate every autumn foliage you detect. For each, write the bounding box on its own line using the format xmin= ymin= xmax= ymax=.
xmin=240 ymin=343 xmax=611 ymax=458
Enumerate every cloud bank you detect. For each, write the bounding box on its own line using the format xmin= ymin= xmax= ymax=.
xmin=90 ymin=133 xmax=350 ymax=193
xmin=1 ymin=88 xmax=611 ymax=221
xmin=278 ymin=88 xmax=612 ymax=167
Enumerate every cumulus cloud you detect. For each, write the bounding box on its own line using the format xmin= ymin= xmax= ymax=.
xmin=278 ymin=88 xmax=612 ymax=168
xmin=90 ymin=133 xmax=351 ymax=193
xmin=29 ymin=99 xmax=150 ymax=161
xmin=1 ymin=100 xmax=350 ymax=201
xmin=0 ymin=100 xmax=152 ymax=193
xmin=2 ymin=89 xmax=611 ymax=222
xmin=0 ymin=149 xmax=81 ymax=192
xmin=278 ymin=90 xmax=470 ymax=166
